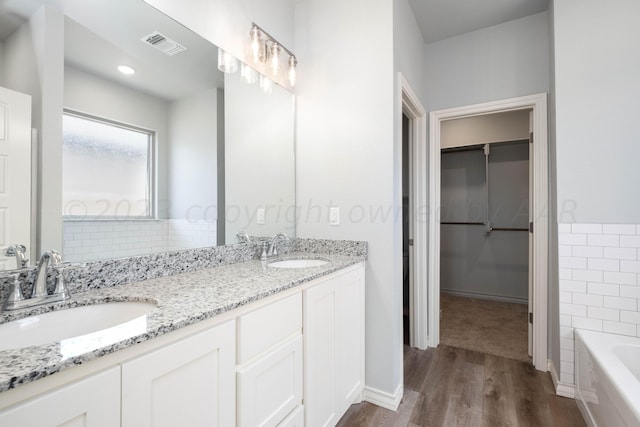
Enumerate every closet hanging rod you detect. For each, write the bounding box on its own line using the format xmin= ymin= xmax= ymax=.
xmin=488 ymin=227 xmax=529 ymax=232
xmin=440 ymin=222 xmax=486 ymax=225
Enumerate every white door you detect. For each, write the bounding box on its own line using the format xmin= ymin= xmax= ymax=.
xmin=0 ymin=87 xmax=31 ymax=270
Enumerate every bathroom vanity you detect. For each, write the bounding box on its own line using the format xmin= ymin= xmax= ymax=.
xmin=0 ymin=249 xmax=365 ymax=427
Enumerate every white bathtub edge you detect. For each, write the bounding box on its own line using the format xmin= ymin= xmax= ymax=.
xmin=548 ymin=359 xmax=576 ymax=398
xmin=575 ymin=329 xmax=640 ymax=426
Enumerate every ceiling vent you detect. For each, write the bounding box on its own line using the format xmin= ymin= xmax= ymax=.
xmin=141 ymin=31 xmax=187 ymax=56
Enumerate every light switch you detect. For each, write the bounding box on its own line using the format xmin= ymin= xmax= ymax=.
xmin=329 ymin=207 xmax=340 ymax=225
xmin=256 ymin=208 xmax=265 ymax=224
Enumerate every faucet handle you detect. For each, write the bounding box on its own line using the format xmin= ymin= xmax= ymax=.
xmin=260 ymin=242 xmax=268 ymax=261
xmin=51 ymin=266 xmax=71 ymax=301
xmin=2 ymin=276 xmax=25 ymax=312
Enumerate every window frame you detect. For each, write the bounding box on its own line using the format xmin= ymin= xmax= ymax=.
xmin=62 ymin=109 xmax=157 ymax=220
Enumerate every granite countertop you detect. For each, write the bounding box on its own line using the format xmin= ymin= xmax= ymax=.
xmin=0 ymin=251 xmax=365 ymax=393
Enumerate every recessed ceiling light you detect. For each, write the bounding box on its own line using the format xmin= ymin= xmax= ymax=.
xmin=117 ymin=65 xmax=135 ymax=75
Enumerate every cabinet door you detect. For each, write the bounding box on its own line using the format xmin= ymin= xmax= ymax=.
xmin=0 ymin=366 xmax=120 ymax=427
xmin=121 ymin=320 xmax=235 ymax=427
xmin=304 ymin=266 xmax=365 ymax=427
xmin=304 ymin=277 xmax=338 ymax=427
xmin=237 ymin=335 xmax=303 ymax=427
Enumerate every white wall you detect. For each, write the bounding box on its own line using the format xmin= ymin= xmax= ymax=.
xmin=394 ymin=0 xmax=425 ymax=98
xmin=424 ymin=11 xmax=550 ymax=111
xmin=168 ymin=89 xmax=218 ymax=221
xmin=553 ymin=0 xmax=640 ymax=224
xmin=63 ymin=65 xmax=171 ymax=217
xmin=295 ymin=0 xmax=401 ymax=403
xmin=224 ymin=71 xmax=295 ymax=242
xmin=3 ymin=5 xmax=64 ymax=257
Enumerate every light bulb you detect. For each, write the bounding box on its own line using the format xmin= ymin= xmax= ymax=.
xmin=217 ymin=48 xmax=238 ymax=73
xmin=259 ymin=74 xmax=273 ymax=93
xmin=287 ymin=56 xmax=297 ymax=87
xmin=249 ymin=26 xmax=262 ymax=63
xmin=269 ymin=42 xmax=281 ymax=74
xmin=240 ymin=63 xmax=257 ymax=84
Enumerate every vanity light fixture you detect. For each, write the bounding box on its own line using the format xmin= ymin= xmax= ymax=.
xmin=248 ymin=23 xmax=297 ymax=87
xmin=117 ymin=65 xmax=135 ymax=75
xmin=217 ymin=48 xmax=238 ymax=73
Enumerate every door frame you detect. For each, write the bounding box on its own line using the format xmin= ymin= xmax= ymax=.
xmin=399 ymin=74 xmax=428 ymax=349
xmin=428 ymin=93 xmax=548 ymax=370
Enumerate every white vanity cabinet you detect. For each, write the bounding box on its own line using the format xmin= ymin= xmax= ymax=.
xmin=121 ymin=319 xmax=235 ymax=427
xmin=0 ymin=262 xmax=365 ymax=427
xmin=0 ymin=366 xmax=121 ymax=427
xmin=304 ymin=265 xmax=366 ymax=427
xmin=236 ymin=293 xmax=304 ymax=427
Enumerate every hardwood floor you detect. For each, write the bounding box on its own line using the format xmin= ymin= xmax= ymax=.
xmin=337 ymin=345 xmax=586 ymax=427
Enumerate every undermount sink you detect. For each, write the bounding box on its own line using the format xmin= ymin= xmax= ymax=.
xmin=0 ymin=301 xmax=156 ymax=353
xmin=268 ymin=259 xmax=328 ymax=269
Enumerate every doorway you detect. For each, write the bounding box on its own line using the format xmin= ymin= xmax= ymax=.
xmin=439 ymin=122 xmax=531 ymax=362
xmin=428 ymin=94 xmax=548 ymax=371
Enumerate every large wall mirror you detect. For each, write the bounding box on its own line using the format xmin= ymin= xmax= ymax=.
xmin=0 ymin=0 xmax=295 ymax=269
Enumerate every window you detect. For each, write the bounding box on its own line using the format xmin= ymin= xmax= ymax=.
xmin=62 ymin=111 xmax=155 ymax=218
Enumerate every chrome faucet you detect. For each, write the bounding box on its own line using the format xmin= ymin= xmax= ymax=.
xmin=33 ymin=250 xmax=64 ymax=299
xmin=2 ymin=250 xmax=71 ymax=311
xmin=267 ymin=233 xmax=289 ymax=257
xmin=5 ymin=244 xmax=29 ymax=269
xmin=236 ymin=231 xmax=252 ymax=244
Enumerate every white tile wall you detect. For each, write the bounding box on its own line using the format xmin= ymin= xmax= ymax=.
xmin=63 ymin=219 xmax=217 ymax=262
xmin=559 ymin=222 xmax=640 ymax=385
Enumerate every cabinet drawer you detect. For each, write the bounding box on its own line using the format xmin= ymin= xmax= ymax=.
xmin=237 ymin=293 xmax=301 ymax=364
xmin=237 ymin=335 xmax=303 ymax=427
xmin=278 ymin=405 xmax=304 ymax=427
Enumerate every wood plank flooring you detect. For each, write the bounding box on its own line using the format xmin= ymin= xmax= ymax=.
xmin=337 ymin=345 xmax=586 ymax=427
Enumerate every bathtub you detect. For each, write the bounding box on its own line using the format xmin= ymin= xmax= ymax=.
xmin=575 ymin=329 xmax=640 ymax=426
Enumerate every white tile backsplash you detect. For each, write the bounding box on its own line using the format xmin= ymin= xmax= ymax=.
xmin=63 ymin=219 xmax=216 ymax=262
xmin=559 ymin=222 xmax=640 ymax=386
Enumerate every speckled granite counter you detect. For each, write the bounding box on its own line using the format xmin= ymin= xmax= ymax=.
xmin=0 ymin=249 xmax=365 ymax=393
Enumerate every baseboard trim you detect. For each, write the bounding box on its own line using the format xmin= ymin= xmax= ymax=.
xmin=363 ymin=383 xmax=403 ymax=411
xmin=440 ymin=289 xmax=527 ymax=305
xmin=548 ymin=359 xmax=575 ymax=398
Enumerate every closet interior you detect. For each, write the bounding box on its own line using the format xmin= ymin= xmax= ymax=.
xmin=439 ymin=110 xmax=532 ymax=362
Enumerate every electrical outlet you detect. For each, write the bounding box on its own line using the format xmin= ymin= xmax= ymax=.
xmin=256 ymin=208 xmax=265 ymax=224
xmin=329 ymin=207 xmax=340 ymax=225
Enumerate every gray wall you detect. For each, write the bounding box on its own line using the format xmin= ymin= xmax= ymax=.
xmin=553 ymin=0 xmax=640 ymax=223
xmin=441 ymin=142 xmax=530 ymax=303
xmin=168 ymin=89 xmax=218 ymax=221
xmin=423 ymin=11 xmax=549 ymax=112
